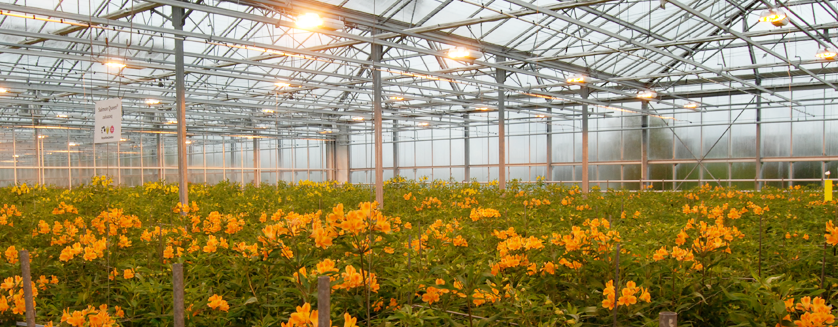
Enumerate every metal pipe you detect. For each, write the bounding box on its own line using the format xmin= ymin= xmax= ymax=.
xmin=497 ymin=55 xmax=506 ymax=190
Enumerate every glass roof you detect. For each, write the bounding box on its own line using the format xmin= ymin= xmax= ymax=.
xmin=0 ymin=0 xmax=836 ymax=143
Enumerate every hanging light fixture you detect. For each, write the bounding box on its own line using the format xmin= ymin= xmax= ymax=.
xmin=417 ymin=122 xmax=430 ymax=127
xmin=447 ymin=47 xmax=483 ymax=60
xmin=535 ymin=114 xmax=547 ymax=118
xmin=566 ymin=74 xmax=586 ymax=83
xmin=351 ymin=116 xmax=365 ymax=121
xmin=185 ymin=140 xmax=193 ymax=145
xmin=637 ymin=90 xmax=657 ymax=99
xmin=120 ymin=138 xmax=129 ymax=142
xmin=105 ymin=61 xmax=127 ymax=69
xmin=145 ymin=99 xmax=161 ymax=105
xmin=758 ymin=9 xmax=788 ymax=27
xmin=165 ymin=119 xmax=178 ymax=125
xmin=389 ymin=96 xmax=405 ymax=101
xmin=816 ymin=48 xmax=837 ymax=60
xmin=295 ymin=13 xmax=344 ymax=31
xmin=68 ymin=142 xmax=78 ymax=147
xmin=262 ymin=109 xmax=276 ymax=114
xmin=318 ymin=129 xmax=334 ymax=134
xmin=275 ymin=81 xmax=291 ymax=87
xmin=56 ymin=114 xmax=68 ymax=118
xmin=471 ymin=104 xmax=496 ymax=111
xmin=0 ymin=87 xmax=7 ymax=93
xmin=683 ymin=102 xmax=700 ymax=110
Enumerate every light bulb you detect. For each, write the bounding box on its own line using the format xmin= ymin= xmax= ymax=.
xmin=296 ymin=13 xmax=323 ymax=29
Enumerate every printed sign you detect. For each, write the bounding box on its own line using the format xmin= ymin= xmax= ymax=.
xmin=94 ymin=98 xmax=122 ymax=143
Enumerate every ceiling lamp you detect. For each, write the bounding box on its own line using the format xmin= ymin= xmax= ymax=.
xmin=683 ymin=102 xmax=700 ymax=110
xmin=262 ymin=109 xmax=276 ymax=114
xmin=389 ymin=96 xmax=405 ymax=101
xmin=68 ymin=142 xmax=78 ymax=147
xmin=472 ymin=104 xmax=496 ymax=112
xmin=145 ymin=99 xmax=161 ymax=105
xmin=566 ymin=74 xmax=586 ymax=83
xmin=37 ymin=135 xmax=48 ymax=139
xmin=185 ymin=140 xmax=193 ymax=145
xmin=758 ymin=9 xmax=788 ymax=27
xmin=56 ymin=114 xmax=68 ymax=118
xmin=417 ymin=122 xmax=430 ymax=127
xmin=816 ymin=48 xmax=837 ymax=60
xmin=275 ymin=82 xmax=291 ymax=87
xmin=447 ymin=47 xmax=483 ymax=61
xmin=637 ymin=90 xmax=657 ymax=100
xmin=0 ymin=87 xmax=7 ymax=93
xmin=318 ymin=129 xmax=334 ymax=135
xmin=120 ymin=138 xmax=129 ymax=142
xmin=295 ymin=13 xmax=344 ymax=31
xmin=105 ymin=61 xmax=127 ymax=69
xmin=351 ymin=116 xmax=365 ymax=121
xmin=535 ymin=114 xmax=547 ymax=118
xmin=165 ymin=119 xmax=178 ymax=125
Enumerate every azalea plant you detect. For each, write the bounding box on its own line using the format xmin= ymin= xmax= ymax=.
xmin=0 ymin=177 xmax=835 ymax=326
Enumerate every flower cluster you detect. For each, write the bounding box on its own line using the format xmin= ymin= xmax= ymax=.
xmin=60 ymin=304 xmax=121 ymax=327
xmin=778 ymin=296 xmax=835 ymax=327
xmin=0 ymin=204 xmax=21 ymax=226
xmin=469 ymin=207 xmax=501 ymax=222
xmin=826 ymin=221 xmax=838 ymax=246
xmin=51 ymin=202 xmax=78 ymax=215
xmin=601 ymin=280 xmax=650 ymax=310
xmin=207 ymin=294 xmax=229 ymax=311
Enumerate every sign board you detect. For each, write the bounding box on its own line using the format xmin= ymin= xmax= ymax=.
xmin=94 ymin=98 xmax=122 ymax=143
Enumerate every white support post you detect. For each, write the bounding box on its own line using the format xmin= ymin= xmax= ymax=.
xmin=173 ymin=4 xmax=188 ymax=208
xmin=581 ymin=86 xmax=590 ymax=193
xmin=372 ymin=38 xmax=384 ymax=207
xmin=497 ymin=56 xmax=506 ymax=190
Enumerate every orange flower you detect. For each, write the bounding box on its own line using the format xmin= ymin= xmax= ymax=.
xmin=123 ymin=269 xmax=134 ymax=279
xmin=207 ymin=294 xmax=230 ymax=312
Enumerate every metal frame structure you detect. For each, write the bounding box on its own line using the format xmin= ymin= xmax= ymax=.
xmin=1 ymin=0 xmax=838 ymax=204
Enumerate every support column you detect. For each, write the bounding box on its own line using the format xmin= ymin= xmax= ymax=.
xmin=157 ymin=133 xmax=164 ymax=181
xmin=372 ymin=38 xmax=384 ymax=207
xmin=173 ymin=4 xmax=188 ymax=207
xmin=464 ymin=114 xmax=470 ymax=182
xmin=755 ymin=92 xmax=762 ymax=191
xmin=546 ymin=108 xmax=552 ymax=182
xmin=335 ymin=126 xmax=350 ymax=183
xmin=640 ymin=101 xmax=649 ymax=188
xmin=497 ymin=56 xmax=506 ymax=190
xmin=581 ymin=87 xmax=589 ymax=193
xmin=253 ymin=138 xmax=260 ymax=187
xmin=34 ymin=128 xmax=41 ymax=185
xmin=393 ymin=129 xmax=399 ymax=178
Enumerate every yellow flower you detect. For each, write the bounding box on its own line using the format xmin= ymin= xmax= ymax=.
xmin=4 ymin=245 xmax=17 ymax=264
xmin=343 ymin=312 xmax=357 ymax=327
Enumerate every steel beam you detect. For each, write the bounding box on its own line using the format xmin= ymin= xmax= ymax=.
xmin=497 ymin=55 xmax=506 ymax=191
xmin=581 ymin=86 xmax=589 ymax=193
xmin=373 ymin=38 xmax=384 ymax=207
xmin=640 ymin=101 xmax=649 ymax=188
xmin=173 ymin=3 xmax=188 ymax=208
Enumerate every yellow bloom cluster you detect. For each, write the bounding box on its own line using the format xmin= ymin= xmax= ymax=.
xmin=490 ymin=228 xmax=545 ymax=275
xmin=281 ymin=302 xmax=359 ymax=327
xmin=469 ymin=207 xmax=501 ymax=222
xmin=523 ymin=198 xmax=551 ymax=208
xmin=90 ymin=175 xmax=113 ymax=187
xmin=60 ymin=304 xmax=121 ymax=327
xmin=601 ymin=280 xmax=650 ymax=310
xmin=51 ymin=202 xmax=78 ymax=215
xmin=11 ymin=183 xmax=30 ymax=195
xmin=0 ymin=275 xmax=48 ymax=316
xmin=144 ymin=181 xmax=178 ymax=195
xmin=826 ymin=221 xmax=838 ymax=246
xmin=778 ymin=296 xmax=835 ymax=327
xmin=414 ymin=197 xmax=443 ymax=211
xmin=0 ymin=204 xmax=21 ymax=226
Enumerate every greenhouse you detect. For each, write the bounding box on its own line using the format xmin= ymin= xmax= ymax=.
xmin=0 ymin=0 xmax=837 ymax=326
